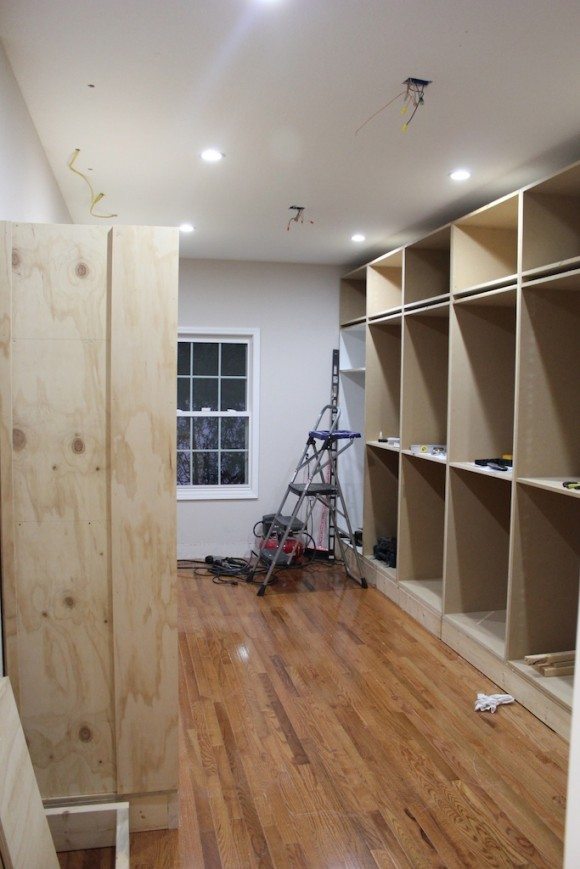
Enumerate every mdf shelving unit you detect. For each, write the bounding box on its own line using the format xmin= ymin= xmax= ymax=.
xmin=340 ymin=158 xmax=580 ymax=739
xmin=340 ymin=266 xmax=366 ymax=326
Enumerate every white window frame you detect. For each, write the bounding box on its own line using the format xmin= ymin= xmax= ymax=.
xmin=176 ymin=327 xmax=260 ymax=501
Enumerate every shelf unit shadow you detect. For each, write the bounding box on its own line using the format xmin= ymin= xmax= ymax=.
xmin=522 ymin=162 xmax=580 ymax=278
xmin=508 ymin=484 xmax=580 ymax=710
xmin=444 ymin=467 xmax=512 ymax=658
xmin=404 ymin=226 xmax=450 ymax=309
xmin=367 ymin=250 xmax=403 ymax=318
xmin=448 ymin=287 xmax=516 ymax=472
xmin=451 ymin=194 xmax=518 ymax=296
xmin=398 ymin=453 xmax=446 ymax=613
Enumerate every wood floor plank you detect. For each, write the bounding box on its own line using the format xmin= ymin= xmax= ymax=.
xmin=60 ymin=567 xmax=567 ymax=867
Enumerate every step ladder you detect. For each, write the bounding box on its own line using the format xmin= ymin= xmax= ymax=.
xmin=252 ymin=403 xmax=367 ymax=596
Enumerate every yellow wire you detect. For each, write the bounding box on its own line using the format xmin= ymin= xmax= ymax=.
xmin=67 ymin=149 xmax=118 ymax=218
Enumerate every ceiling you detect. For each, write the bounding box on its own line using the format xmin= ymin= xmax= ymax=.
xmin=1 ymin=0 xmax=580 ymax=266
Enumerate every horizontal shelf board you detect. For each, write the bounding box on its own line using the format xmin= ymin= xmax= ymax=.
xmin=369 ymin=248 xmax=404 ymax=268
xmin=402 ymin=449 xmax=447 ymax=464
xmin=342 ymin=266 xmax=366 ymax=281
xmin=522 ymin=267 xmax=580 ymax=292
xmin=510 ymin=659 xmax=573 ymax=711
xmin=367 ymin=440 xmax=400 ymax=452
xmin=368 ymin=307 xmax=403 ymax=321
xmin=368 ymin=313 xmax=402 ymax=328
xmin=521 ymin=257 xmax=580 ymax=283
xmin=453 ymin=285 xmax=516 ymax=308
xmin=340 ymin=315 xmax=366 ymax=327
xmin=403 ymin=293 xmax=450 ymax=311
xmin=339 ymin=367 xmax=366 ymax=375
xmin=340 ymin=321 xmax=366 ymax=335
xmin=444 ymin=610 xmax=506 ymax=659
xmin=404 ymin=300 xmax=450 ymax=319
xmin=450 ymin=461 xmax=513 ymax=481
xmin=399 ymin=578 xmax=442 ymax=613
xmin=452 ymin=275 xmax=518 ymax=298
xmin=517 ymin=477 xmax=580 ymax=498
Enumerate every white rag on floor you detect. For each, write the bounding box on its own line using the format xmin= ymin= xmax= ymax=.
xmin=474 ymin=693 xmax=515 ymax=713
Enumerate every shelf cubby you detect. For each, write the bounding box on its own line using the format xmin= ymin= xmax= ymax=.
xmin=400 ymin=303 xmax=449 ymax=452
xmin=363 ymin=444 xmax=399 ymax=563
xmin=516 ymin=273 xmax=580 ymax=485
xmin=404 ymin=226 xmax=450 ymax=308
xmin=340 ymin=266 xmax=366 ymax=326
xmin=448 ymin=287 xmax=516 ymax=467
xmin=444 ymin=467 xmax=512 ymax=657
xmin=365 ymin=315 xmax=401 ymax=443
xmin=367 ymin=250 xmax=403 ymax=318
xmin=339 ymin=321 xmax=366 ymax=372
xmin=398 ymin=453 xmax=446 ymax=613
xmin=451 ymin=194 xmax=518 ymax=296
xmin=508 ymin=484 xmax=580 ymax=709
xmin=522 ymin=162 xmax=580 ymax=278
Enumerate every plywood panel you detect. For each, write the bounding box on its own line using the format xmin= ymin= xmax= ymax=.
xmin=109 ymin=226 xmax=178 ymax=794
xmin=14 ymin=519 xmax=115 ymax=797
xmin=0 ymin=224 xmax=17 ymax=692
xmin=9 ymin=224 xmax=114 ymax=798
xmin=0 ymin=677 xmax=59 ymax=869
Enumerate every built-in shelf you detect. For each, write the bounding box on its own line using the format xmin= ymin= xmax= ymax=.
xmin=340 ymin=267 xmax=366 ymax=326
xmin=445 ymin=467 xmax=511 ymax=638
xmin=445 ymin=610 xmax=507 ymax=658
xmin=522 ymin=162 xmax=580 ymax=278
xmin=363 ymin=444 xmax=399 ymax=561
xmin=367 ymin=250 xmax=403 ymax=318
xmin=402 ymin=449 xmax=446 ymax=464
xmin=399 ymin=579 xmax=443 ymax=613
xmin=366 ymin=316 xmax=401 ymax=445
xmin=451 ymin=193 xmax=519 ymax=296
xmin=366 ymin=440 xmax=400 ymax=452
xmin=510 ymin=660 xmax=574 ymax=710
xmin=404 ymin=226 xmax=450 ymax=308
xmin=517 ymin=273 xmax=580 ymax=480
xmin=398 ymin=453 xmax=446 ymax=606
xmin=339 ymin=320 xmax=366 ymax=531
xmin=450 ymin=461 xmax=512 ymax=481
xmin=518 ymin=477 xmax=580 ymax=498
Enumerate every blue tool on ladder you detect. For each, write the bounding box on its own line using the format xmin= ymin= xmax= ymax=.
xmin=251 ymin=402 xmax=367 ymax=596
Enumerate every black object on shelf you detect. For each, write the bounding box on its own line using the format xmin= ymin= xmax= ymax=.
xmin=374 ymin=536 xmax=397 ymax=567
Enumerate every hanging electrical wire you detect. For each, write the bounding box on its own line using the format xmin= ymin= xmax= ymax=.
xmin=355 ymin=77 xmax=432 ymax=136
xmin=67 ymin=148 xmax=118 ymax=218
xmin=286 ymin=205 xmax=315 ymax=231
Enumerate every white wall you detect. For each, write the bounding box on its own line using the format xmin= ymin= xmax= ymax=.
xmin=178 ymin=258 xmax=341 ymax=558
xmin=0 ymin=40 xmax=70 ymax=223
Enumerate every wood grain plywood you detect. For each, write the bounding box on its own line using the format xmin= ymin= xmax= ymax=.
xmin=9 ymin=224 xmax=113 ymax=798
xmin=0 ymin=224 xmax=17 ymax=693
xmin=0 ymin=677 xmax=59 ymax=869
xmin=14 ymin=518 xmax=115 ymax=798
xmin=109 ymin=226 xmax=178 ymax=795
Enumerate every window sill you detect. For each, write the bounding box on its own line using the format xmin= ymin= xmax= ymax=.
xmin=177 ymin=486 xmax=258 ymax=502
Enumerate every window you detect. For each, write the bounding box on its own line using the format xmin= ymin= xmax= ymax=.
xmin=176 ymin=328 xmax=259 ymax=500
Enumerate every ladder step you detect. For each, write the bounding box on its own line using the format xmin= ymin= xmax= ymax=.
xmin=289 ymin=482 xmax=338 ymax=495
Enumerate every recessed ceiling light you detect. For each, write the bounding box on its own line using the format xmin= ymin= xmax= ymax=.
xmin=179 ymin=223 xmax=195 ymax=233
xmin=351 ymin=233 xmax=366 ymax=243
xmin=449 ymin=168 xmax=471 ymax=182
xmin=201 ymin=149 xmax=224 ymax=163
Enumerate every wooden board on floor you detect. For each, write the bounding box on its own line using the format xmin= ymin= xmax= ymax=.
xmin=109 ymin=226 xmax=179 ymax=794
xmin=0 ymin=677 xmax=59 ymax=869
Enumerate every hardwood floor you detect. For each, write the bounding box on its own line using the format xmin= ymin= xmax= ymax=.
xmin=59 ymin=564 xmax=569 ymax=867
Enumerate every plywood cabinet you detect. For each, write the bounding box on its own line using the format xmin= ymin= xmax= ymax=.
xmin=0 ymin=223 xmax=178 ymax=830
xmin=342 ymin=158 xmax=580 ymax=739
